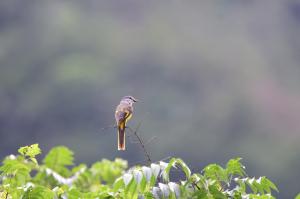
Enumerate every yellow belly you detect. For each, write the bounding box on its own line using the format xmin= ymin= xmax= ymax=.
xmin=125 ymin=112 xmax=132 ymax=123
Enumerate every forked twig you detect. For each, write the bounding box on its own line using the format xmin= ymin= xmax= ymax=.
xmin=127 ymin=123 xmax=152 ymax=166
xmin=100 ymin=113 xmax=155 ymax=166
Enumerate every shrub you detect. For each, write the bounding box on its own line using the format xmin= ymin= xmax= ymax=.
xmin=0 ymin=144 xmax=278 ymax=198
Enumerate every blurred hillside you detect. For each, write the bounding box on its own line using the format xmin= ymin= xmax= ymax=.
xmin=0 ymin=1 xmax=300 ymax=198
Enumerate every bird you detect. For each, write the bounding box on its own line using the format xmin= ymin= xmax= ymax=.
xmin=115 ymin=96 xmax=138 ymax=150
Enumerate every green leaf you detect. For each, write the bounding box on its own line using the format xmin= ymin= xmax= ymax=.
xmin=264 ymin=177 xmax=279 ymax=192
xmin=67 ymin=188 xmax=84 ymax=199
xmin=18 ymin=144 xmax=41 ymax=159
xmin=203 ymin=164 xmax=227 ymax=182
xmin=90 ymin=158 xmax=127 ymax=185
xmin=161 ymin=158 xmax=191 ymax=182
xmin=125 ymin=177 xmax=138 ymax=199
xmin=0 ymin=158 xmax=30 ymax=177
xmin=192 ymin=189 xmax=207 ymax=198
xmin=139 ymin=176 xmax=147 ymax=193
xmin=208 ymin=185 xmax=226 ymax=199
xmin=161 ymin=160 xmax=172 ymax=182
xmin=253 ymin=178 xmax=264 ymax=194
xmin=113 ymin=177 xmax=125 ymax=191
xmin=66 ymin=188 xmax=100 ymax=199
xmin=149 ymin=174 xmax=157 ymax=187
xmin=259 ymin=176 xmax=279 ymax=193
xmin=43 ymin=146 xmax=74 ymax=175
xmin=175 ymin=158 xmax=191 ymax=179
xmin=22 ymin=186 xmax=54 ymax=199
xmin=226 ymin=158 xmax=245 ymax=177
xmin=245 ymin=178 xmax=258 ymax=194
xmin=235 ymin=178 xmax=246 ymax=193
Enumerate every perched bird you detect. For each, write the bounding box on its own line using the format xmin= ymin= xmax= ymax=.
xmin=115 ymin=96 xmax=138 ymax=150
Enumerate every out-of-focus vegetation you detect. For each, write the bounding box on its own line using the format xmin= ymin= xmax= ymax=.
xmin=0 ymin=144 xmax=279 ymax=198
xmin=0 ymin=1 xmax=300 ymax=198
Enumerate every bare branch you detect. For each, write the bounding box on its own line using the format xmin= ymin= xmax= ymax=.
xmin=127 ymin=125 xmax=152 ymax=166
xmin=145 ymin=136 xmax=158 ymax=145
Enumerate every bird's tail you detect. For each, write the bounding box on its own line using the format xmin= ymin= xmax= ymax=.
xmin=118 ymin=122 xmax=126 ymax=150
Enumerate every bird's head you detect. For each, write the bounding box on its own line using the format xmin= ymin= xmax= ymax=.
xmin=121 ymin=96 xmax=138 ymax=105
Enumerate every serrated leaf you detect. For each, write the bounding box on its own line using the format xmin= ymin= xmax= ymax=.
xmin=90 ymin=158 xmax=127 ymax=184
xmin=208 ymin=185 xmax=226 ymax=199
xmin=66 ymin=188 xmax=82 ymax=199
xmin=18 ymin=144 xmax=41 ymax=159
xmin=253 ymin=178 xmax=264 ymax=194
xmin=246 ymin=178 xmax=258 ymax=194
xmin=226 ymin=158 xmax=245 ymax=177
xmin=203 ymin=164 xmax=227 ymax=182
xmin=43 ymin=146 xmax=74 ymax=175
xmin=0 ymin=158 xmax=30 ymax=176
xmin=235 ymin=178 xmax=246 ymax=192
xmin=192 ymin=189 xmax=207 ymax=198
xmin=265 ymin=177 xmax=279 ymax=192
xmin=22 ymin=186 xmax=54 ymax=199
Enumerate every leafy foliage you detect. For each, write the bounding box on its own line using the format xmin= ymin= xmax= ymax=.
xmin=0 ymin=144 xmax=279 ymax=198
xmin=43 ymin=146 xmax=74 ymax=176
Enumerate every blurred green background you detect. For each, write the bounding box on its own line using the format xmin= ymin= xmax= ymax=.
xmin=0 ymin=1 xmax=300 ymax=198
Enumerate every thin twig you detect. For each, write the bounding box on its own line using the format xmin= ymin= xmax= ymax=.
xmin=192 ymin=182 xmax=201 ymax=190
xmin=127 ymin=134 xmax=140 ymax=144
xmin=99 ymin=124 xmax=116 ymax=132
xmin=145 ymin=136 xmax=158 ymax=145
xmin=127 ymin=125 xmax=152 ymax=166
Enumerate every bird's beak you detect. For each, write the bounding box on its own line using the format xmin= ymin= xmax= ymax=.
xmin=134 ymin=98 xmax=139 ymax=102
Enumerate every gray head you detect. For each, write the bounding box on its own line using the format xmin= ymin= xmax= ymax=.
xmin=121 ymin=95 xmax=138 ymax=105
xmin=122 ymin=95 xmax=138 ymax=102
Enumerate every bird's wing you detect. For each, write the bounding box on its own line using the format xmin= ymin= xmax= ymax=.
xmin=115 ymin=105 xmax=132 ymax=124
xmin=115 ymin=111 xmax=127 ymax=123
